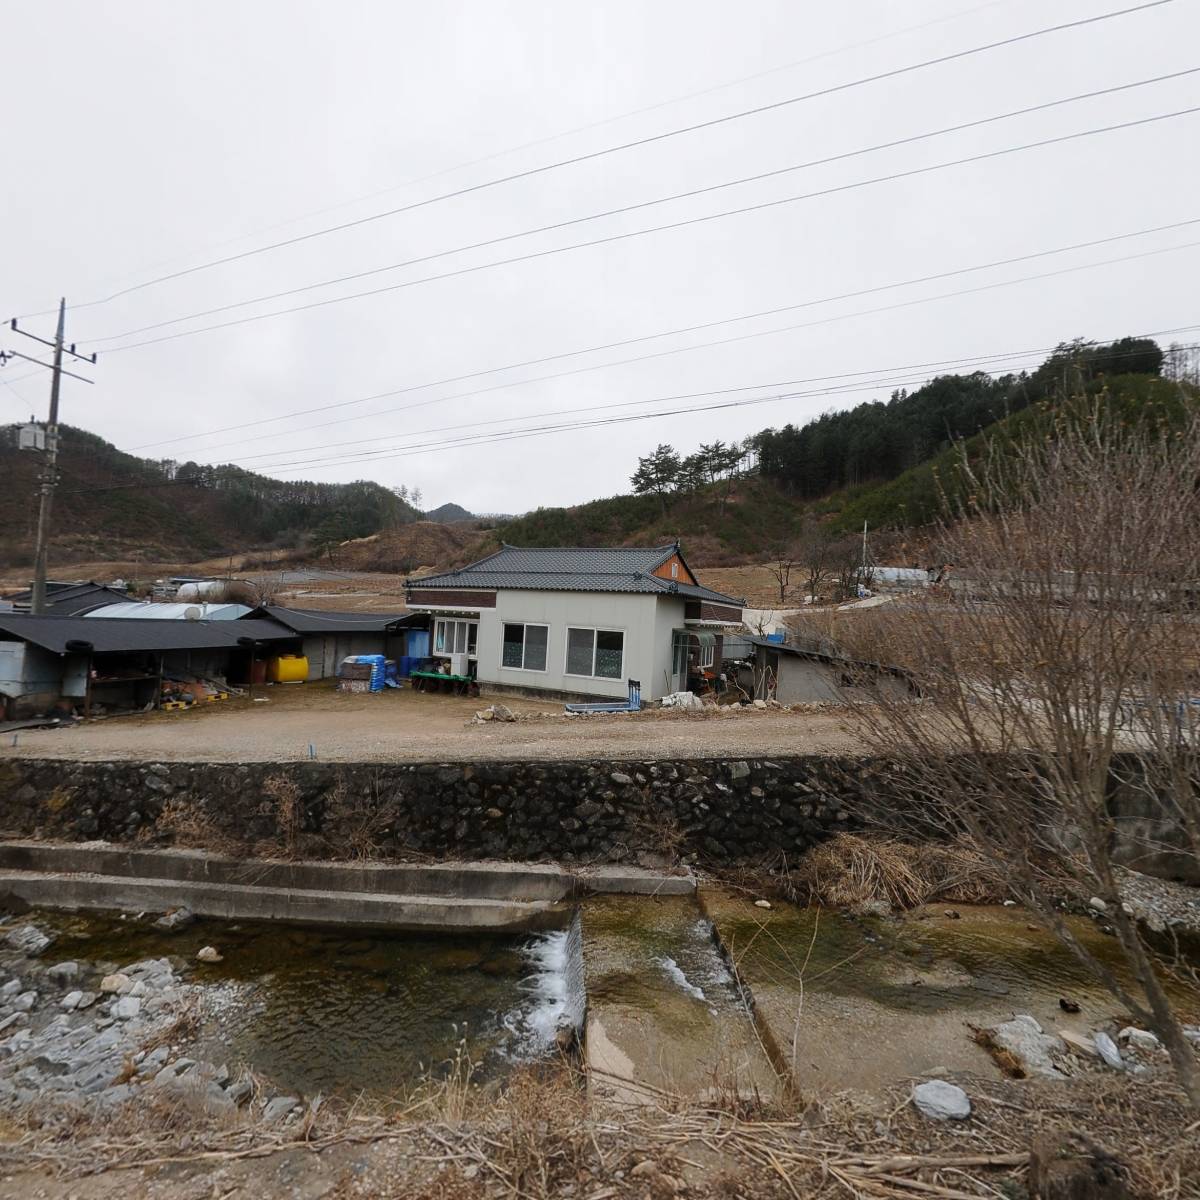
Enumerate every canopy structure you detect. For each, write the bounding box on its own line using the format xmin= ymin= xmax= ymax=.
xmin=674 ymin=628 xmax=716 ymax=646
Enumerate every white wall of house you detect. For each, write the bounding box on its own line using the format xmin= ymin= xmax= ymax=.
xmin=464 ymin=590 xmax=685 ymax=700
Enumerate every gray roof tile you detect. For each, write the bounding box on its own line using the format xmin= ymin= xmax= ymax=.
xmin=407 ymin=544 xmax=743 ymax=604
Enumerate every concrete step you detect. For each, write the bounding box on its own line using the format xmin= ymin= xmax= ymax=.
xmin=0 ymin=868 xmax=568 ymax=932
xmin=0 ymin=840 xmax=573 ymax=902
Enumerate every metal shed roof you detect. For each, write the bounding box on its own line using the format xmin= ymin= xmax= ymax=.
xmin=244 ymin=606 xmax=421 ymax=634
xmin=0 ymin=616 xmax=297 ymax=656
xmin=407 ymin=544 xmax=743 ymax=603
xmin=85 ymin=602 xmax=250 ymax=620
xmin=2 ymin=582 xmax=133 ymax=616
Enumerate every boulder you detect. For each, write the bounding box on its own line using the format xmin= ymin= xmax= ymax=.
xmin=112 ymin=996 xmax=141 ymax=1021
xmin=46 ymin=962 xmax=80 ymax=985
xmin=196 ymin=946 xmax=223 ymax=964
xmin=912 ymin=1080 xmax=971 ymax=1120
xmin=59 ymin=991 xmax=84 ymax=1011
xmin=99 ymin=973 xmax=131 ymax=995
xmin=153 ymin=907 xmax=195 ymax=933
xmin=1117 ymin=1026 xmax=1160 ymax=1053
xmin=263 ymin=1095 xmax=299 ymax=1123
xmin=1093 ymin=1031 xmax=1123 ymax=1070
xmin=4 ymin=925 xmax=52 ymax=957
xmin=986 ymin=1015 xmax=1067 ymax=1077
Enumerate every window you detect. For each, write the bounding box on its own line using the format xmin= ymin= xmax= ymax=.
xmin=434 ymin=619 xmax=477 ymax=657
xmin=698 ymin=642 xmax=715 ymax=669
xmin=670 ymin=561 xmax=679 ymax=578
xmin=671 ymin=631 xmax=689 ymax=679
xmin=565 ymin=627 xmax=624 ymax=680
xmin=502 ymin=623 xmax=548 ymax=671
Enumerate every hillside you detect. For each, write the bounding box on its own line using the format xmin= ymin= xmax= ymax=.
xmin=424 ymin=502 xmax=474 ymax=523
xmin=0 ymin=425 xmax=420 ymax=567
xmin=330 ymin=521 xmax=492 ymax=574
xmin=492 ymin=340 xmax=1184 ymax=566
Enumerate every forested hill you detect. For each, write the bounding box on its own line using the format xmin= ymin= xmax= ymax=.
xmin=495 ymin=337 xmax=1186 ymax=565
xmin=0 ymin=425 xmax=419 ymax=566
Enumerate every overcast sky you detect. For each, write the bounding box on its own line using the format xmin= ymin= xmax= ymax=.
xmin=3 ymin=0 xmax=1198 ymax=515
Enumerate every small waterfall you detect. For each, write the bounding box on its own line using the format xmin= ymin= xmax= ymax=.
xmin=505 ymin=910 xmax=586 ymax=1056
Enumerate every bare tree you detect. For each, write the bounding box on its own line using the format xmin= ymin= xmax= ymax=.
xmin=766 ymin=545 xmax=797 ymax=605
xmin=796 ymin=520 xmax=837 ymax=603
xmin=845 ymin=392 xmax=1200 ymax=1104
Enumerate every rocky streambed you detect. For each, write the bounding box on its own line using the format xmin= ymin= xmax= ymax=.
xmin=2 ymin=892 xmax=1198 ymax=1127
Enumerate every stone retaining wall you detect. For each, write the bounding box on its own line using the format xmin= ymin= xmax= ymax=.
xmin=0 ymin=757 xmax=869 ymax=863
xmin=0 ymin=756 xmax=1192 ymax=878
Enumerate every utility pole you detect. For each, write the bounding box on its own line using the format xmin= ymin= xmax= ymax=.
xmin=5 ymin=300 xmax=97 ymax=614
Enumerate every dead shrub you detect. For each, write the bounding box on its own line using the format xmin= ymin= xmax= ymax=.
xmin=787 ymin=832 xmax=1004 ymax=912
xmin=260 ymin=773 xmax=304 ymax=858
xmin=150 ymin=797 xmax=243 ymax=855
xmin=324 ymin=778 xmax=393 ymax=861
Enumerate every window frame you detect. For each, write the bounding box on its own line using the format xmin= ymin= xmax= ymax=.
xmin=500 ymin=621 xmax=549 ymax=673
xmin=698 ymin=642 xmax=715 ymax=669
xmin=563 ymin=625 xmax=625 ymax=681
xmin=434 ymin=618 xmax=478 ymax=659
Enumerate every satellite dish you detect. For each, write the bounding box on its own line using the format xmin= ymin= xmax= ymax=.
xmin=183 ymin=606 xmax=202 ymax=621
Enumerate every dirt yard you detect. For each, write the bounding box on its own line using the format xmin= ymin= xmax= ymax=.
xmin=0 ymin=681 xmax=863 ymax=763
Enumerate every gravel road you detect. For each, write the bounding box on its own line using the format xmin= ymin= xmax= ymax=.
xmin=0 ymin=688 xmax=864 ymax=763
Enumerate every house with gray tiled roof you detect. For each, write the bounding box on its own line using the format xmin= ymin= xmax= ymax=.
xmin=405 ymin=543 xmax=744 ymax=701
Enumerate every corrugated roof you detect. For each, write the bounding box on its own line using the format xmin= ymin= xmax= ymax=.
xmin=0 ymin=616 xmax=297 ymax=655
xmin=85 ymin=602 xmax=250 ymax=620
xmin=2 ymin=582 xmax=133 ymax=616
xmin=407 ymin=544 xmax=744 ymax=603
xmin=245 ymin=606 xmax=418 ymax=634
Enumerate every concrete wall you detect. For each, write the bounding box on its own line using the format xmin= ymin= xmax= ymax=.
xmin=0 ymin=641 xmax=64 ymax=717
xmin=477 ymin=590 xmax=684 ymax=701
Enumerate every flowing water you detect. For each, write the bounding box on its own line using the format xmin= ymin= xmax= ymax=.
xmin=30 ymin=910 xmax=584 ymax=1096
xmin=19 ymin=893 xmax=1200 ymax=1101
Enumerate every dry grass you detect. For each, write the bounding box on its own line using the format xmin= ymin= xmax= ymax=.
xmin=779 ymin=833 xmax=1005 ymax=913
xmin=260 ymin=773 xmax=304 ymax=858
xmin=3 ymin=1067 xmax=1195 ymax=1199
xmin=149 ymin=796 xmax=245 ymax=856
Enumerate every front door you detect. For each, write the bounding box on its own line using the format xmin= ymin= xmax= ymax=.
xmin=670 ymin=631 xmax=689 ymax=693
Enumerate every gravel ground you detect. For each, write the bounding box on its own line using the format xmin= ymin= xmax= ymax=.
xmin=0 ymin=687 xmax=864 ymax=763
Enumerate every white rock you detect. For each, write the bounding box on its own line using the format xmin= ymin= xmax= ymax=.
xmin=1087 ymin=897 xmax=1108 ymax=914
xmin=11 ymin=991 xmax=37 ymax=1013
xmin=1118 ymin=1026 xmax=1160 ymax=1052
xmin=196 ymin=946 xmax=223 ymax=963
xmin=754 ymin=899 xmax=772 ymax=910
xmin=99 ymin=973 xmax=130 ymax=994
xmin=912 ymin=1080 xmax=971 ymax=1120
xmin=1059 ymin=1030 xmax=1098 ymax=1058
xmin=112 ymin=996 xmax=141 ymax=1021
xmin=60 ymin=990 xmax=83 ymax=1011
xmin=1183 ymin=1025 xmax=1200 ymax=1047
xmin=987 ymin=1015 xmax=1067 ymax=1078
xmin=1093 ymin=1031 xmax=1123 ymax=1070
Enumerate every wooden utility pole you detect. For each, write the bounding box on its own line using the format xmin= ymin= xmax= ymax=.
xmin=6 ymin=301 xmax=97 ymax=614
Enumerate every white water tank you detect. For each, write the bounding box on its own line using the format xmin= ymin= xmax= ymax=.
xmin=450 ymin=653 xmax=470 ymax=677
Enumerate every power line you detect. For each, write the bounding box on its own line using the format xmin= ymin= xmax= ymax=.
xmin=88 ymin=68 xmax=1199 ymax=346
xmin=11 ymin=0 xmax=1019 ymax=322
xmin=94 ymin=104 xmax=1200 ymax=356
xmin=247 ymin=340 xmax=1200 ymax=477
xmin=209 ymin=235 xmax=1200 ymax=473
xmin=128 ymin=216 xmax=1200 ymax=454
xmin=50 ymin=0 xmax=1174 ymax=313
xmin=230 ymin=337 xmax=1200 ymax=474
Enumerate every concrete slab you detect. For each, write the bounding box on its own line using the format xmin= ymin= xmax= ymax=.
xmin=581 ymin=895 xmax=779 ymax=1105
xmin=0 ymin=869 xmax=568 ymax=932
